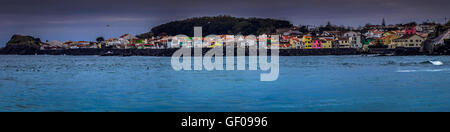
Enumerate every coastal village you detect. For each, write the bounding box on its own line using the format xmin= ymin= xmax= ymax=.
xmin=30 ymin=20 xmax=450 ymax=54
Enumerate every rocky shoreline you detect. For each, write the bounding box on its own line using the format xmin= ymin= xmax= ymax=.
xmin=0 ymin=47 xmax=437 ymax=56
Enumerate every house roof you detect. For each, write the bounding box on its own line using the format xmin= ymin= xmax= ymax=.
xmin=338 ymin=37 xmax=349 ymax=40
xmin=394 ymin=34 xmax=423 ymax=40
xmin=320 ymin=38 xmax=334 ymax=41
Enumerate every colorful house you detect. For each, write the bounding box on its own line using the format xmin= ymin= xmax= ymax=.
xmin=379 ymin=35 xmax=400 ymax=48
xmin=312 ymin=39 xmax=322 ymax=49
xmin=405 ymin=25 xmax=417 ymax=35
xmin=290 ymin=37 xmax=301 ymax=49
xmin=338 ymin=37 xmax=351 ymax=48
xmin=126 ymin=44 xmax=136 ymax=49
xmin=362 ymin=38 xmax=376 ymax=51
xmin=320 ymin=38 xmax=333 ymax=48
xmin=302 ymin=35 xmax=313 ymax=49
xmin=362 ymin=38 xmax=375 ymax=45
xmin=391 ymin=34 xmax=424 ymax=48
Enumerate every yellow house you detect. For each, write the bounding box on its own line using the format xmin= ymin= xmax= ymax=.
xmin=302 ymin=35 xmax=312 ymax=49
xmin=320 ymin=38 xmax=333 ymax=48
xmin=380 ymin=35 xmax=400 ymax=48
xmin=391 ymin=35 xmax=425 ymax=48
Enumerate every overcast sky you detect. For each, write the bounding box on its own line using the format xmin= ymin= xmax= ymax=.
xmin=1 ymin=0 xmax=449 ymax=45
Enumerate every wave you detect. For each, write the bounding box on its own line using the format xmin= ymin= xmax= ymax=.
xmin=429 ymin=61 xmax=444 ymax=66
xmin=396 ymin=68 xmax=450 ymax=73
xmin=396 ymin=70 xmax=417 ymax=73
xmin=419 ymin=60 xmax=444 ymax=66
xmin=392 ymin=60 xmax=445 ymax=66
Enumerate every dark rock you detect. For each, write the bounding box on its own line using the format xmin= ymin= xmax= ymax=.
xmin=2 ymin=34 xmax=43 ymax=55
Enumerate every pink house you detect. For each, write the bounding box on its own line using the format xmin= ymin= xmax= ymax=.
xmin=312 ymin=40 xmax=322 ymax=49
xmin=405 ymin=25 xmax=416 ymax=35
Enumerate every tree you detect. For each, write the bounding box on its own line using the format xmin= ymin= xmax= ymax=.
xmin=137 ymin=32 xmax=154 ymax=39
xmin=382 ymin=18 xmax=386 ymax=26
xmin=405 ymin=22 xmax=417 ymax=26
xmin=141 ymin=16 xmax=293 ymax=37
xmin=96 ymin=37 xmax=105 ymax=43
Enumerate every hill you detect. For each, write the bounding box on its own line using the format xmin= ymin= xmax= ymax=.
xmin=1 ymin=34 xmax=43 ymax=54
xmin=138 ymin=16 xmax=293 ymax=38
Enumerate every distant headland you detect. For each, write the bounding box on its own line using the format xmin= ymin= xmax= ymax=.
xmin=1 ymin=16 xmax=449 ymax=56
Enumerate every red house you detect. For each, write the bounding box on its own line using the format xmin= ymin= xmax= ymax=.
xmin=405 ymin=25 xmax=416 ymax=35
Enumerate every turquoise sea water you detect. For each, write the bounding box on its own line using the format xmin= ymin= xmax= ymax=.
xmin=0 ymin=55 xmax=449 ymax=112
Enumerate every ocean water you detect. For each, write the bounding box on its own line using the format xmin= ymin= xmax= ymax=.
xmin=0 ymin=55 xmax=449 ymax=112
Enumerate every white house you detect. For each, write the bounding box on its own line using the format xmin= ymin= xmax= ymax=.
xmin=344 ymin=31 xmax=362 ymax=49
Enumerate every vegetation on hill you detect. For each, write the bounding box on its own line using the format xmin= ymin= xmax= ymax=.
xmin=137 ymin=16 xmax=293 ymax=38
xmin=1 ymin=34 xmax=43 ymax=54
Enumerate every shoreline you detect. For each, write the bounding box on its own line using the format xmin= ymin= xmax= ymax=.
xmin=0 ymin=48 xmax=439 ymax=56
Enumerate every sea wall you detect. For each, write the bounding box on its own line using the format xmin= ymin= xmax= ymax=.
xmin=0 ymin=48 xmax=428 ymax=56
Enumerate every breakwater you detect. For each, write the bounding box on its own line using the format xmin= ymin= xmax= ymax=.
xmin=0 ymin=48 xmax=427 ymax=56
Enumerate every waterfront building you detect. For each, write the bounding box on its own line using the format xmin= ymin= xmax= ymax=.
xmin=302 ymin=35 xmax=313 ymax=49
xmin=391 ymin=34 xmax=425 ymax=48
xmin=344 ymin=31 xmax=362 ymax=49
xmin=404 ymin=25 xmax=417 ymax=35
xmin=170 ymin=36 xmax=192 ymax=48
xmin=320 ymin=38 xmax=333 ymax=48
xmin=106 ymin=38 xmax=129 ymax=49
xmin=312 ymin=39 xmax=322 ymax=49
xmin=289 ymin=37 xmax=302 ymax=49
xmin=362 ymin=37 xmax=376 ymax=51
xmin=380 ymin=35 xmax=401 ymax=48
xmin=338 ymin=37 xmax=351 ymax=48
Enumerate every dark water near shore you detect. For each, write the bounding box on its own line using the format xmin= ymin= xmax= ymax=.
xmin=0 ymin=55 xmax=449 ymax=112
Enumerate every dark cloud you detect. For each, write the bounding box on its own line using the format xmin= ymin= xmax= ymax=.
xmin=0 ymin=0 xmax=449 ymax=45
